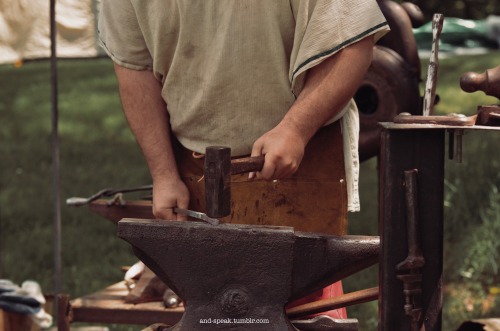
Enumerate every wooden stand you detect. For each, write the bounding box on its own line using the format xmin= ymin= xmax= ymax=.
xmin=0 ymin=309 xmax=39 ymax=331
xmin=58 ymin=282 xmax=183 ymax=330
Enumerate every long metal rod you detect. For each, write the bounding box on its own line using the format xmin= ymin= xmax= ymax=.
xmin=50 ymin=0 xmax=62 ymax=306
xmin=286 ymin=287 xmax=379 ymax=318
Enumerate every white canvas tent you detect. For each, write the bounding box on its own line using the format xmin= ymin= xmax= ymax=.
xmin=0 ymin=0 xmax=102 ymax=64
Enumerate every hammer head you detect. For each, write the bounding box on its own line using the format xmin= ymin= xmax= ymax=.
xmin=204 ymin=146 xmax=231 ymax=218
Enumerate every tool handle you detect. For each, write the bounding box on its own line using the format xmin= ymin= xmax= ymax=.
xmin=231 ymin=155 xmax=265 ymax=175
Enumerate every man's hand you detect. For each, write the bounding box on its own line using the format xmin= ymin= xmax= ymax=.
xmin=114 ymin=64 xmax=190 ymax=220
xmin=250 ymin=121 xmax=306 ymax=180
xmin=152 ymin=178 xmax=190 ymax=221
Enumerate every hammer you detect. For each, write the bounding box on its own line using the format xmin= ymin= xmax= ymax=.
xmin=204 ymin=146 xmax=265 ymax=218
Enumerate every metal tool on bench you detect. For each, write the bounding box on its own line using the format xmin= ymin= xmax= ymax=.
xmin=118 ymin=219 xmax=380 ymax=331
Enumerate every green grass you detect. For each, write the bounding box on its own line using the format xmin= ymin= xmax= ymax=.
xmin=0 ymin=58 xmax=147 ymax=296
xmin=1 ymin=52 xmax=499 ymax=330
xmin=429 ymin=53 xmax=500 ymax=115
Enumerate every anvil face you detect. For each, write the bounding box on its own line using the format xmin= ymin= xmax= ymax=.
xmin=118 ymin=219 xmax=379 ymax=331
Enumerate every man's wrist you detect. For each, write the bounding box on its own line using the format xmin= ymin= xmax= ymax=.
xmin=279 ymin=112 xmax=319 ymax=147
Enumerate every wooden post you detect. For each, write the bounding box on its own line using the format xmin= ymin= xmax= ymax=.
xmin=57 ymin=294 xmax=71 ymax=331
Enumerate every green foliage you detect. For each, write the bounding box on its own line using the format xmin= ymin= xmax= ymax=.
xmin=442 ymin=134 xmax=500 ymax=329
xmin=427 ymin=53 xmax=500 ymax=115
xmin=397 ymin=0 xmax=500 ymax=20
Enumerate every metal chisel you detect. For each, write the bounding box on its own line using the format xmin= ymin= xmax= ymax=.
xmin=173 ymin=207 xmax=220 ymax=226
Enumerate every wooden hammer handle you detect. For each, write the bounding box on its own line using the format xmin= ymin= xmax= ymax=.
xmin=230 ymin=155 xmax=265 ymax=175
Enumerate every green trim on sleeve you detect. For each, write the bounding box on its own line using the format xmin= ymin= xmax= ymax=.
xmin=291 ymin=21 xmax=389 ymax=81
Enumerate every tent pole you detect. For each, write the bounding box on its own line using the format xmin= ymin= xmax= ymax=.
xmin=50 ymin=0 xmax=62 ymax=310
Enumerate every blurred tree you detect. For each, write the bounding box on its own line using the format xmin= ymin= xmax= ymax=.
xmin=392 ymin=0 xmax=500 ymax=20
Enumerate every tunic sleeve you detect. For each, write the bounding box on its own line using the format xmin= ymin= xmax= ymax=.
xmin=97 ymin=0 xmax=152 ymax=70
xmin=289 ymin=0 xmax=389 ymax=94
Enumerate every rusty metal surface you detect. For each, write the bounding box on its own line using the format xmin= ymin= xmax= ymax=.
xmin=396 ymin=170 xmax=425 ymax=331
xmin=117 ymin=219 xmax=379 ymax=331
xmin=380 ymin=122 xmax=500 ymax=131
xmin=476 ymin=105 xmax=500 ymax=126
xmin=379 ymin=128 xmax=445 ymax=331
xmin=291 ymin=232 xmax=379 ymax=300
xmin=393 ymin=113 xmax=476 ymax=126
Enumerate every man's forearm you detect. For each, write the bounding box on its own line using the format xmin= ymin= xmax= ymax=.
xmin=114 ymin=64 xmax=180 ymax=184
xmin=250 ymin=36 xmax=374 ymax=179
xmin=284 ymin=36 xmax=375 ymax=145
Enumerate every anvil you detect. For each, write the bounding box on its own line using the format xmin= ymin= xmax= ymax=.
xmin=118 ymin=219 xmax=379 ymax=330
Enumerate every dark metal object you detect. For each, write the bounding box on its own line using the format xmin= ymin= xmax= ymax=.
xmin=379 ymin=125 xmax=444 ymax=331
xmin=455 ymin=129 xmax=464 ymax=163
xmin=357 ymin=46 xmax=421 ymax=162
xmin=399 ymin=2 xmax=425 ymax=28
xmin=396 ymin=170 xmax=425 ymax=331
xmin=204 ymin=146 xmax=265 ymax=218
xmin=460 ymin=66 xmax=500 ymax=99
xmin=476 ymin=106 xmax=500 ymax=126
xmin=392 ymin=113 xmax=473 ymax=165
xmin=163 ymin=289 xmax=181 ymax=308
xmin=448 ymin=130 xmax=455 ymax=160
xmin=118 ymin=219 xmax=379 ymax=331
xmin=376 ymin=0 xmax=422 ymax=80
xmin=397 ymin=170 xmax=425 ymax=271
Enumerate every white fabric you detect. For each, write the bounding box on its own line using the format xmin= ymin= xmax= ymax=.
xmin=0 ymin=0 xmax=101 ymax=64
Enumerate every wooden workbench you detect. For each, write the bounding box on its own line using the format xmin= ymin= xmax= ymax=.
xmin=59 ymin=282 xmax=183 ymax=330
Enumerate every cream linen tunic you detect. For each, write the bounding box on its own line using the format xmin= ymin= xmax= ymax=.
xmin=98 ymin=0 xmax=389 ymax=212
